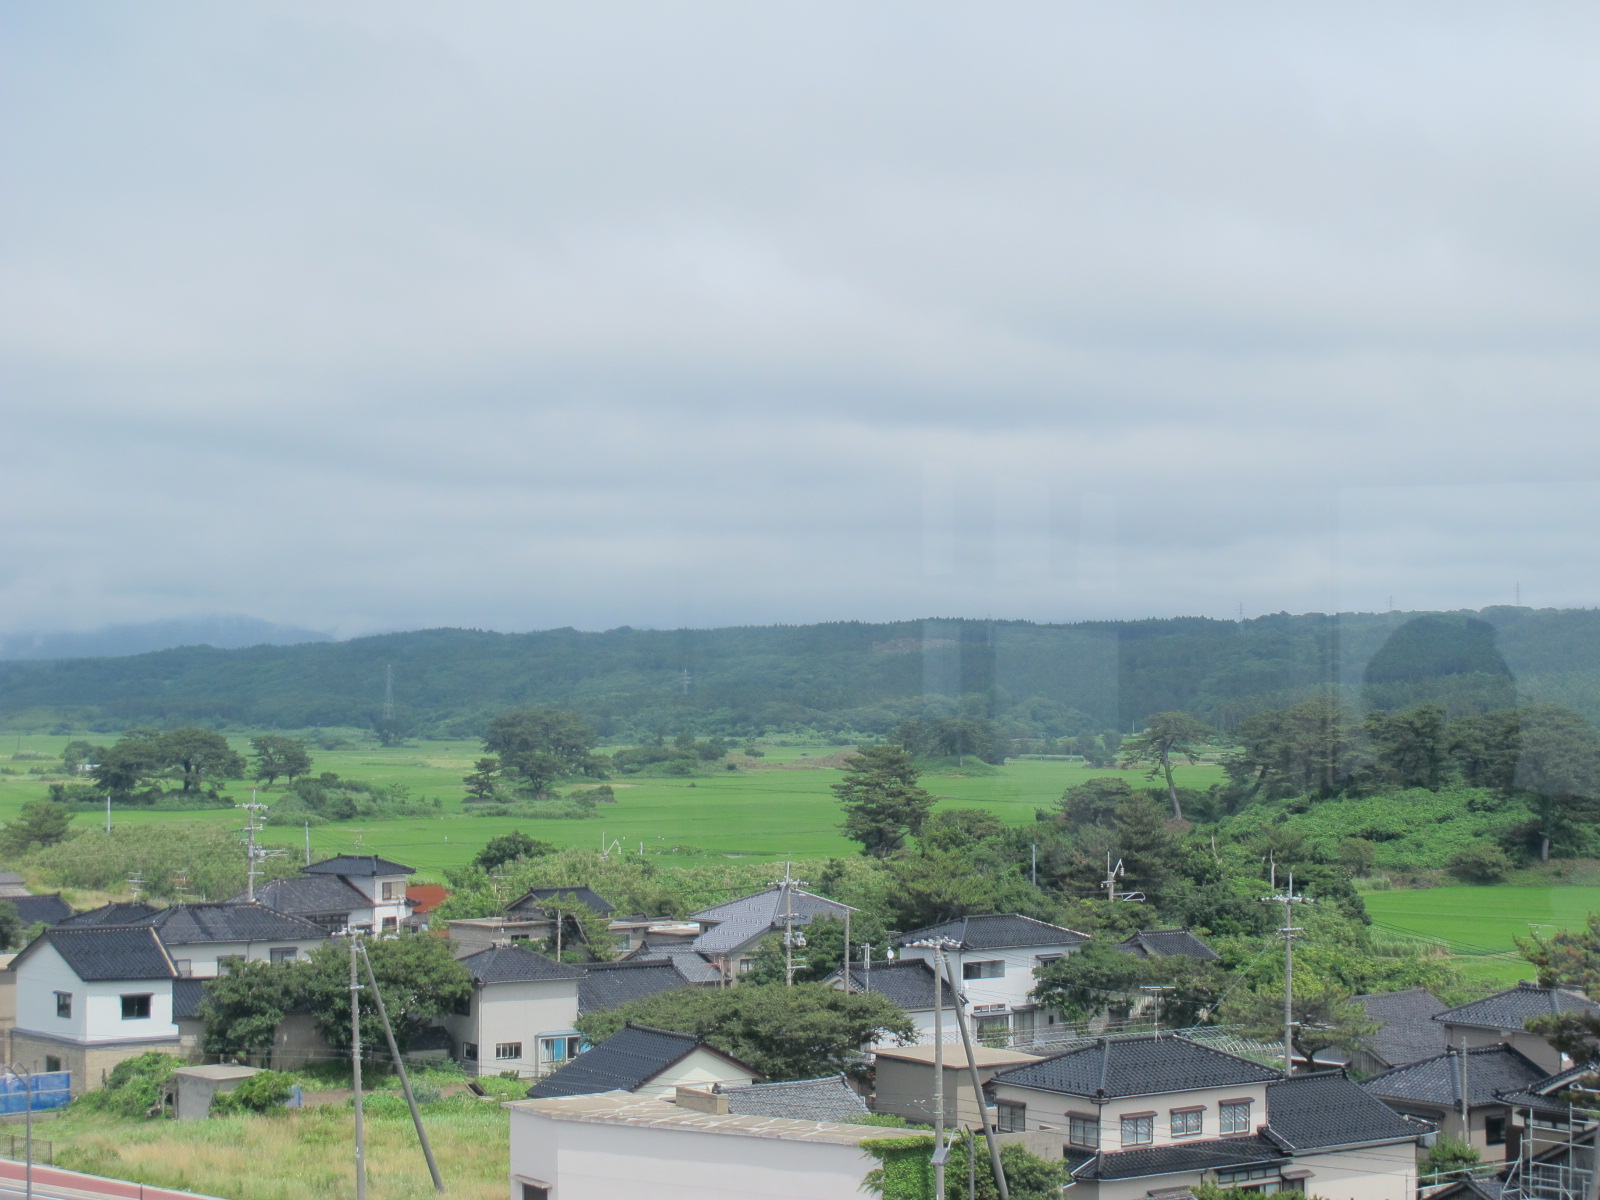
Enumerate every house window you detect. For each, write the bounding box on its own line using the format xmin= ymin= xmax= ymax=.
xmin=382 ymin=881 xmax=405 ymax=901
xmin=1036 ymin=954 xmax=1062 ymax=966
xmin=541 ymin=1036 xmax=580 ymax=1064
xmin=44 ymin=1056 xmax=61 ymax=1074
xmin=1068 ymin=1114 xmax=1100 ymax=1148
xmin=381 ymin=916 xmax=398 ymax=932
xmin=1120 ymin=1114 xmax=1154 ymax=1146
xmin=452 ymin=992 xmax=473 ymax=1017
xmin=1217 ymin=1166 xmax=1301 ymax=1194
xmin=121 ymin=994 xmax=152 ymax=1020
xmin=521 ymin=1185 xmax=549 ymax=1200
xmin=963 ymin=960 xmax=1004 ymax=980
xmin=974 ymin=1015 xmax=1009 ymax=1040
xmin=995 ymin=1101 xmax=1026 ymax=1132
xmin=495 ymin=1043 xmax=523 ymax=1061
xmin=461 ymin=1042 xmax=478 ymax=1061
xmin=1171 ymin=1107 xmax=1204 ymax=1138
xmin=269 ymin=947 xmax=298 ymax=965
xmin=172 ymin=959 xmax=192 ymax=977
xmin=1487 ymin=1116 xmax=1507 ymax=1145
xmin=54 ymin=992 xmax=72 ymax=1019
xmin=1220 ymin=1100 xmax=1253 ymax=1135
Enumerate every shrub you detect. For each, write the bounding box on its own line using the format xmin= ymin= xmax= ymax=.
xmin=1448 ymin=843 xmax=1515 ymax=884
xmin=209 ymin=1070 xmax=295 ymax=1116
xmin=73 ymin=1052 xmax=183 ymax=1118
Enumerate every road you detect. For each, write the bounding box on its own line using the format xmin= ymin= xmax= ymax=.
xmin=0 ymin=1159 xmax=226 ymax=1200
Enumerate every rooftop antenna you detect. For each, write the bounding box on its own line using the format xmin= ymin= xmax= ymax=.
xmin=1261 ymin=870 xmax=1313 ymax=1077
xmin=1102 ymin=853 xmax=1144 ymax=903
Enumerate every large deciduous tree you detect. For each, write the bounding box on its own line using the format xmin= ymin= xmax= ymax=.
xmin=832 ymin=744 xmax=936 ymax=858
xmin=298 ymin=934 xmax=471 ymax=1053
xmin=1221 ymin=977 xmax=1379 ymax=1069
xmin=199 ymin=959 xmax=298 ymax=1063
xmin=1120 ymin=712 xmax=1214 ymax=820
xmin=249 ymin=736 xmax=313 ymax=788
xmin=1513 ymin=704 xmax=1600 ymax=861
xmin=483 ymin=708 xmax=601 ymax=797
xmin=0 ymin=800 xmax=74 ymax=857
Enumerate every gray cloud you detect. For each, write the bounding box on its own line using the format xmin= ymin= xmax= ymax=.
xmin=4 ymin=2 xmax=1599 ymax=636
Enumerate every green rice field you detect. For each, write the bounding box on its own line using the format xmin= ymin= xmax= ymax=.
xmin=0 ymin=732 xmax=1225 ymax=878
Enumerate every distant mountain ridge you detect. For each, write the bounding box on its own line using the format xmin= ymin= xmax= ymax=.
xmin=0 ymin=615 xmax=335 ymax=661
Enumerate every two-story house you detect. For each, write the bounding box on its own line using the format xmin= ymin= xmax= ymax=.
xmin=894 ymin=913 xmax=1090 ymax=1042
xmin=60 ymin=902 xmax=328 ymax=977
xmin=1433 ymin=982 xmax=1599 ymax=1075
xmin=688 ymin=885 xmax=856 ymax=981
xmin=1361 ymin=1044 xmax=1546 ymax=1162
xmin=823 ymin=957 xmax=960 ymax=1046
xmin=525 ymin=1023 xmax=761 ymax=1100
xmin=8 ymin=926 xmax=183 ymax=1094
xmin=437 ymin=943 xmax=586 ymax=1078
xmin=987 ymin=1033 xmax=1430 ymax=1199
xmin=243 ymin=855 xmax=415 ymax=934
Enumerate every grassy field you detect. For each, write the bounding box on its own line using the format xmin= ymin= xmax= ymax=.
xmin=0 ymin=733 xmax=1226 ymax=878
xmin=1364 ymin=885 xmax=1600 ymax=988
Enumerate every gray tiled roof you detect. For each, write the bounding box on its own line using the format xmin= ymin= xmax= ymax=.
xmin=1074 ymin=1135 xmax=1284 ymax=1181
xmin=693 ymin=919 xmax=771 ymax=955
xmin=244 ymin=874 xmax=372 ymax=917
xmin=1116 ymin=929 xmax=1220 ymax=962
xmin=1359 ymin=988 xmax=1449 ymax=1068
xmin=6 ymin=894 xmax=73 ymax=926
xmin=172 ymin=978 xmax=207 ymax=1020
xmin=1497 ymin=1060 xmax=1599 ymax=1114
xmin=690 ymin=886 xmax=854 ymax=928
xmin=509 ymin=886 xmax=615 ymax=916
xmin=894 ymin=913 xmax=1089 ymax=951
xmin=1265 ymin=1072 xmax=1429 ymax=1149
xmin=460 ymin=944 xmax=584 ymax=986
xmin=578 ymin=960 xmax=694 ymax=1014
xmin=1361 ymin=1046 xmax=1546 ymax=1108
xmin=59 ymin=902 xmax=161 ymax=927
xmin=525 ymin=1023 xmax=755 ymax=1098
xmin=993 ymin=1033 xmax=1280 ymax=1099
xmin=1436 ymin=982 xmax=1600 ymax=1030
xmin=717 ymin=1075 xmax=869 ymax=1122
xmin=42 ymin=927 xmax=176 ymax=981
xmin=839 ymin=959 xmax=958 ymax=1011
xmin=626 ymin=948 xmax=723 ymax=984
xmin=146 ymin=903 xmax=329 ymax=945
xmin=303 ymin=855 xmax=414 ymax=877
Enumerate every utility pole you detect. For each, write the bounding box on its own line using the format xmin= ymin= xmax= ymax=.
xmin=772 ymin=862 xmax=808 ymax=987
xmin=350 ymin=933 xmax=367 ymax=1200
xmin=861 ymin=943 xmax=872 ymax=992
xmin=1261 ymin=871 xmax=1313 ymax=1077
xmin=938 ymin=953 xmax=1009 ymax=1200
xmin=239 ymin=795 xmax=274 ymax=903
xmin=304 ymin=820 xmax=312 ymax=867
xmin=360 ymin=942 xmax=444 ymax=1193
xmin=6 ymin=1063 xmax=32 ymax=1200
xmin=1030 ymin=843 xmax=1037 ymax=886
xmin=105 ymin=793 xmax=112 ymax=836
xmin=842 ymin=909 xmax=852 ymax=994
xmin=909 ymin=939 xmax=951 ymax=1200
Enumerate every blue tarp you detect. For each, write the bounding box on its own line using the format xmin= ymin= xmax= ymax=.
xmin=0 ymin=1073 xmax=70 ymax=1113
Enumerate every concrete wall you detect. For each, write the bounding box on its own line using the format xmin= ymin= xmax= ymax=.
xmin=438 ymin=978 xmax=580 ymax=1077
xmin=875 ymin=1056 xmax=1013 ymax=1127
xmin=508 ymin=1107 xmax=882 ymax=1200
xmin=272 ymin=1011 xmax=333 ymax=1071
xmin=1379 ymin=1100 xmax=1515 ymax=1162
xmin=10 ymin=1029 xmax=183 ymax=1097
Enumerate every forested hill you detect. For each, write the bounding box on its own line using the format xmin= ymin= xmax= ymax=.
xmin=2 ymin=607 xmax=1599 ymax=739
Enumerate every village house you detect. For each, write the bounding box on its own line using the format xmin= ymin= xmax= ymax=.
xmin=1361 ymin=1043 xmax=1546 ymax=1162
xmin=1308 ymin=988 xmax=1449 ymax=1074
xmin=687 ymin=884 xmax=856 ymax=981
xmin=436 ymin=943 xmax=586 ymax=1078
xmin=1115 ymin=928 xmax=1220 ymax=961
xmin=893 ymin=913 xmax=1090 ymax=1042
xmin=1433 ymin=982 xmax=1600 ymax=1075
xmin=243 ymin=854 xmax=415 ymax=934
xmin=985 ymin=1032 xmax=1431 ymax=1199
xmin=822 ymin=957 xmax=960 ymax=1046
xmin=59 ymin=901 xmax=328 ymax=977
xmin=525 ymin=1023 xmax=761 ymax=1099
xmin=873 ymin=1042 xmax=1043 ymax=1127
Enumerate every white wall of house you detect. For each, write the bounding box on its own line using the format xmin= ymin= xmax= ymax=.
xmin=1443 ymin=1024 xmax=1567 ymax=1075
xmin=896 ymin=944 xmax=1079 ymax=1028
xmin=339 ymin=874 xmax=411 ymax=932
xmin=633 ymin=1047 xmax=759 ymax=1098
xmin=164 ymin=936 xmax=326 ymax=978
xmin=508 ymin=1105 xmax=887 ymax=1200
xmin=438 ymin=979 xmax=580 ymax=1076
xmin=14 ymin=944 xmax=176 ymax=1044
xmin=989 ymin=1079 xmax=1273 ymax=1153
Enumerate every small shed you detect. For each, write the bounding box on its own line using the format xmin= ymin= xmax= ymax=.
xmin=172 ymin=1064 xmax=261 ymax=1120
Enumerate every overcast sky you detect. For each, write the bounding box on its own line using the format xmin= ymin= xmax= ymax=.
xmin=4 ymin=3 xmax=1600 ymax=638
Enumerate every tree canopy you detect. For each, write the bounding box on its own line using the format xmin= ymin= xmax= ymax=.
xmin=832 ymin=744 xmax=936 ymax=858
xmin=483 ymin=708 xmax=602 ymax=796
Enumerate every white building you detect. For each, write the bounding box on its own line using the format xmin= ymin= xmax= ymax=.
xmin=525 ymin=1024 xmax=761 ymax=1101
xmin=893 ymin=913 xmax=1090 ymax=1041
xmin=245 ymin=854 xmax=415 ymax=934
xmin=437 ymin=944 xmax=586 ymax=1078
xmin=823 ymin=957 xmax=960 ymax=1046
xmin=58 ymin=901 xmax=329 ymax=978
xmin=506 ymin=1090 xmax=930 ymax=1200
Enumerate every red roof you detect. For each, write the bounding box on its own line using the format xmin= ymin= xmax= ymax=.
xmin=406 ymin=884 xmax=448 ymax=915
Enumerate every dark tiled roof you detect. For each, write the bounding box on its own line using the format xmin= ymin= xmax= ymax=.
xmin=145 ymin=903 xmax=329 ymax=944
xmin=690 ymin=887 xmax=854 ymax=928
xmin=172 ymin=978 xmax=207 ymax=1020
xmin=894 ymin=913 xmax=1089 ymax=951
xmin=626 ymin=948 xmax=723 ymax=984
xmin=1265 ymin=1072 xmax=1429 ymax=1149
xmin=1075 ymin=1135 xmax=1283 ymax=1181
xmin=717 ymin=1075 xmax=869 ymax=1122
xmin=244 ymin=874 xmax=372 ymax=917
xmin=1361 ymin=1046 xmax=1546 ymax=1109
xmin=1116 ymin=929 xmax=1220 ymax=961
xmin=59 ymin=902 xmax=161 ymax=927
xmin=1494 ymin=1061 xmax=1600 ymax=1115
xmin=6 ymin=894 xmax=73 ymax=926
xmin=1359 ymin=989 xmax=1449 ymax=1068
xmin=838 ymin=959 xmax=958 ymax=1011
xmin=459 ymin=944 xmax=584 ymax=986
xmin=1437 ymin=982 xmax=1600 ymax=1030
xmin=993 ymin=1033 xmax=1279 ymax=1099
xmin=525 ymin=1023 xmax=755 ymax=1098
xmin=509 ymin=886 xmax=616 ymax=916
xmin=42 ymin=927 xmax=175 ymax=981
xmin=578 ymin=960 xmax=693 ymax=1014
xmin=303 ymin=855 xmax=414 ymax=877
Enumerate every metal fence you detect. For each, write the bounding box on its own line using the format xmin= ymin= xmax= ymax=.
xmin=0 ymin=1135 xmax=52 ymax=1165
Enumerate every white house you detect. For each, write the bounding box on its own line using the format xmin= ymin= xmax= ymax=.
xmin=507 ymin=1090 xmax=928 ymax=1200
xmin=525 ymin=1024 xmax=761 ymax=1100
xmin=59 ymin=901 xmax=328 ymax=978
xmin=9 ymin=927 xmax=182 ymax=1094
xmin=893 ymin=913 xmax=1090 ymax=1042
xmin=437 ymin=944 xmax=586 ymax=1078
xmin=823 ymin=957 xmax=960 ymax=1046
xmin=986 ymin=1032 xmax=1431 ymax=1200
xmin=244 ymin=854 xmax=415 ymax=934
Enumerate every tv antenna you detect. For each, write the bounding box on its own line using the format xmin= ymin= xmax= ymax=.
xmin=1102 ymin=854 xmax=1145 ymax=903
